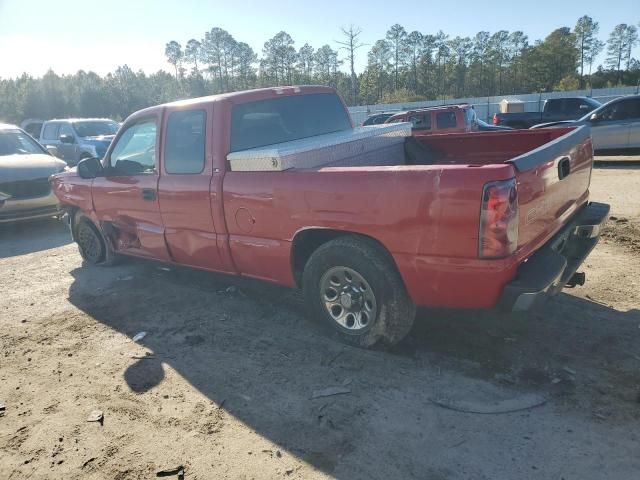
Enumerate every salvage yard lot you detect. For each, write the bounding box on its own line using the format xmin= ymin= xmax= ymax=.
xmin=1 ymin=161 xmax=639 ymax=479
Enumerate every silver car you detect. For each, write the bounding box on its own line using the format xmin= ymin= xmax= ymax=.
xmin=0 ymin=124 xmax=67 ymax=223
xmin=532 ymin=95 xmax=640 ymax=151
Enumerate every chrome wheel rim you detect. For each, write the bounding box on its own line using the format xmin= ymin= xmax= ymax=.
xmin=320 ymin=266 xmax=377 ymax=331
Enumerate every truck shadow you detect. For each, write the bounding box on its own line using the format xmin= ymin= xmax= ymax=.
xmin=66 ymin=258 xmax=640 ymax=478
xmin=0 ymin=218 xmax=71 ymax=258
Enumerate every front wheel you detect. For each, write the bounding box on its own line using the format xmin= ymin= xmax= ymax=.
xmin=74 ymin=214 xmax=119 ymax=266
xmin=302 ymin=236 xmax=415 ymax=349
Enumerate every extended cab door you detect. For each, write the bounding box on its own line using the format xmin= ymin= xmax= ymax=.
xmin=157 ymin=105 xmax=232 ymax=271
xmin=92 ymin=115 xmax=170 ymax=260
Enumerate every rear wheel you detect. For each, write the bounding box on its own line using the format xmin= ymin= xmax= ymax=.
xmin=303 ymin=236 xmax=415 ymax=348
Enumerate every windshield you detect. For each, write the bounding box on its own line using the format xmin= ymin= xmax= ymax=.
xmin=0 ymin=129 xmax=48 ymax=156
xmin=72 ymin=120 xmax=119 ymax=138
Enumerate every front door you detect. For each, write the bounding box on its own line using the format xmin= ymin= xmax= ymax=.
xmin=92 ymin=115 xmax=169 ymax=261
xmin=623 ymin=98 xmax=640 ymax=148
xmin=589 ymin=99 xmax=634 ymax=150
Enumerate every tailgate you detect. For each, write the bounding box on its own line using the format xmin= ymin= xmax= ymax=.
xmin=508 ymin=126 xmax=593 ymax=257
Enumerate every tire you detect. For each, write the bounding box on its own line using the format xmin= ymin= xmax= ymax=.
xmin=302 ymin=236 xmax=416 ymax=349
xmin=73 ymin=214 xmax=119 ymax=266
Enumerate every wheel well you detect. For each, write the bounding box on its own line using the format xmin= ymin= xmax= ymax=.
xmin=291 ymin=229 xmax=398 ymax=288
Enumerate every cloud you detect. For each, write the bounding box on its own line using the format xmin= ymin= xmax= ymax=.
xmin=0 ymin=35 xmax=168 ymax=78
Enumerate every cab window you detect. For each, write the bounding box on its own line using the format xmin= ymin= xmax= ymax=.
xmin=408 ymin=114 xmax=431 ymax=130
xmin=42 ymin=123 xmax=59 ymax=140
xmin=109 ymin=118 xmax=157 ymax=174
xmin=165 ymin=110 xmax=206 ymax=174
xmin=436 ymin=111 xmax=457 ymax=129
xmin=58 ymin=123 xmax=74 ymax=139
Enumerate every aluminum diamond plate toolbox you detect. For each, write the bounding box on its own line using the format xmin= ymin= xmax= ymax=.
xmin=227 ymin=122 xmax=411 ymax=171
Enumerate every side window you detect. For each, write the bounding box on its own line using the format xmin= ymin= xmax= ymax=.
xmin=579 ymin=100 xmax=595 ymax=113
xmin=109 ymin=119 xmax=157 ymax=174
xmin=545 ymin=100 xmax=562 ymax=114
xmin=598 ymin=100 xmax=639 ymax=121
xmin=630 ymin=99 xmax=640 ymax=120
xmin=436 ymin=111 xmax=457 ymax=129
xmin=58 ymin=123 xmax=74 ymax=138
xmin=42 ymin=123 xmax=58 ymax=140
xmin=165 ymin=110 xmax=206 ymax=174
xmin=614 ymin=99 xmax=640 ymax=120
xmin=387 ymin=118 xmax=404 ymax=124
xmin=408 ymin=114 xmax=431 ymax=130
xmin=564 ymin=99 xmax=582 ymax=115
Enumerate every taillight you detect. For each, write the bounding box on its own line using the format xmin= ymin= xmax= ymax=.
xmin=479 ymin=178 xmax=519 ymax=259
xmin=492 ymin=114 xmax=499 ymax=125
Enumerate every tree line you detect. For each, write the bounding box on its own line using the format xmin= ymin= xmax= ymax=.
xmin=0 ymin=16 xmax=639 ymax=124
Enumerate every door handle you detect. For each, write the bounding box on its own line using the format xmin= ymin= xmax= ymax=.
xmin=141 ymin=188 xmax=156 ymax=201
xmin=558 ymin=157 xmax=571 ymax=180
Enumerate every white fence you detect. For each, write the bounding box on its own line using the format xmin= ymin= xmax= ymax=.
xmin=348 ymin=86 xmax=640 ymax=125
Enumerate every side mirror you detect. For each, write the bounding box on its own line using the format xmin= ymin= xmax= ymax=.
xmin=77 ymin=157 xmax=103 ymax=179
xmin=59 ymin=134 xmax=75 ymax=144
xmin=589 ymin=113 xmax=598 ymax=122
xmin=45 ymin=145 xmax=59 ymax=157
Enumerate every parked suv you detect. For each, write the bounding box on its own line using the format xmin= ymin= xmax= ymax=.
xmin=39 ymin=118 xmax=119 ymax=166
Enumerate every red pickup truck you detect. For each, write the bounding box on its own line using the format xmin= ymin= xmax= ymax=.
xmin=51 ymin=86 xmax=609 ymax=348
xmin=384 ymin=104 xmax=478 ymax=134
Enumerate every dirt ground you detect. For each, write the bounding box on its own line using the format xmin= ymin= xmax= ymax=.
xmin=1 ymin=160 xmax=639 ymax=480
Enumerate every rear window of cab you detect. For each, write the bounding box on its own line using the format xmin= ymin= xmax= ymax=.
xmin=230 ymin=93 xmax=352 ymax=152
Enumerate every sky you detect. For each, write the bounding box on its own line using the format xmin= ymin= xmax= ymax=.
xmin=0 ymin=0 xmax=638 ymax=79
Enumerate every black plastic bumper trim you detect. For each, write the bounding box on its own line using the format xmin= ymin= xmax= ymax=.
xmin=498 ymin=201 xmax=610 ymax=312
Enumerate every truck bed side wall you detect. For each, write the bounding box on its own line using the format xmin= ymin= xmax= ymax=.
xmin=222 ymin=164 xmax=518 ymax=308
xmin=417 ymin=128 xmax=571 ymax=165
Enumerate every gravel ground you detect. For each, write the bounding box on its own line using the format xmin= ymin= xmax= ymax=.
xmin=1 ymin=162 xmax=639 ymax=480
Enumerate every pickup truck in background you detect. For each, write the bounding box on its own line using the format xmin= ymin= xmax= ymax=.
xmin=385 ymin=104 xmax=480 ymax=134
xmin=51 ymin=86 xmax=609 ymax=348
xmin=493 ymin=97 xmax=601 ymax=129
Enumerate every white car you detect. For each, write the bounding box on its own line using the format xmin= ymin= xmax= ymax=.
xmin=0 ymin=124 xmax=67 ymax=223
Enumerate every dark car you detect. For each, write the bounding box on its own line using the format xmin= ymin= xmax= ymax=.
xmin=493 ymin=97 xmax=601 ymax=129
xmin=362 ymin=113 xmax=395 ymax=126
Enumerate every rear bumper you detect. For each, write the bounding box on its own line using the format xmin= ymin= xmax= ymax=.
xmin=498 ymin=201 xmax=610 ymax=311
